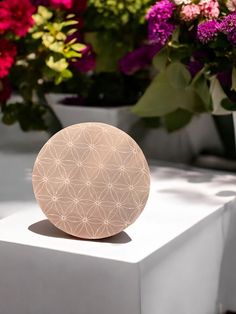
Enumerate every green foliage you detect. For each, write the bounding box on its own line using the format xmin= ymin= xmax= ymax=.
xmin=0 ymin=5 xmax=87 ymax=132
xmin=85 ymin=32 xmax=129 ymax=72
xmin=132 ymin=62 xmax=212 ymax=130
xmin=152 ymin=47 xmax=168 ymax=71
xmin=30 ymin=6 xmax=85 ymax=85
xmin=163 ymin=109 xmax=193 ymax=132
xmin=2 ymin=102 xmax=47 ymax=131
xmin=88 ymin=0 xmax=153 ymax=29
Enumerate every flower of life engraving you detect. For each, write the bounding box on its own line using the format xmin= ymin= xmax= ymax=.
xmin=32 ymin=122 xmax=150 ymax=239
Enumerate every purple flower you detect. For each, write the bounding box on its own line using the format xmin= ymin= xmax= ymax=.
xmin=146 ymin=0 xmax=176 ymax=45
xmin=188 ymin=59 xmax=204 ymax=77
xmin=71 ymin=45 xmax=96 ymax=73
xmin=197 ymin=20 xmax=219 ymax=44
xmin=217 ymin=70 xmax=232 ymax=89
xmin=148 ymin=21 xmax=176 ymax=45
xmin=147 ymin=0 xmax=176 ymax=22
xmin=227 ymin=31 xmax=236 ymax=44
xmin=119 ymin=44 xmax=161 ymax=75
xmin=218 ymin=13 xmax=236 ymax=45
xmin=31 ymin=0 xmax=50 ymax=6
xmin=218 ymin=12 xmax=236 ymax=34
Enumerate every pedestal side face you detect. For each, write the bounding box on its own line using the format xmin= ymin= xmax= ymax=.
xmin=0 ymin=241 xmax=141 ymax=314
xmin=139 ymin=211 xmax=226 ymax=314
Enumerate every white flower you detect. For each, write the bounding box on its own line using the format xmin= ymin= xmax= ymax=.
xmin=226 ymin=0 xmax=236 ymax=11
xmin=173 ymin=0 xmax=191 ymax=5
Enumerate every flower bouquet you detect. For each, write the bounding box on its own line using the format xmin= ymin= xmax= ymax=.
xmin=132 ymin=0 xmax=236 ymax=131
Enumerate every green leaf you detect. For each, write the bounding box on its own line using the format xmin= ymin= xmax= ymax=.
xmin=152 ymin=47 xmax=168 ymax=71
xmin=55 ymin=32 xmax=66 ymax=41
xmin=32 ymin=14 xmax=45 ymax=26
xmin=166 ymin=62 xmax=191 ymax=89
xmin=1 ymin=103 xmax=19 ymax=125
xmin=132 ymin=71 xmax=179 ymax=117
xmin=186 ymin=73 xmax=212 ymax=112
xmin=49 ymin=41 xmax=64 ymax=53
xmin=64 ymin=50 xmax=82 ymax=58
xmin=168 ymin=46 xmax=191 ymax=62
xmin=66 ymin=14 xmax=75 ymax=19
xmin=171 ymin=27 xmax=180 ymax=43
xmin=71 ymin=43 xmax=87 ymax=52
xmin=163 ymin=108 xmax=193 ymax=132
xmin=61 ymin=20 xmax=78 ymax=28
xmin=42 ymin=33 xmax=55 ymax=47
xmin=61 ymin=69 xmax=73 ymax=79
xmin=67 ymin=28 xmax=78 ymax=36
xmin=46 ymin=56 xmax=68 ymax=72
xmin=38 ymin=6 xmax=53 ymax=20
xmin=132 ymin=65 xmax=204 ymax=118
xmin=210 ymin=76 xmax=231 ymax=114
xmin=55 ymin=75 xmax=63 ymax=85
xmin=221 ymin=98 xmax=236 ymax=111
xmin=31 ymin=31 xmax=44 ymax=39
xmin=232 ymin=67 xmax=236 ymax=91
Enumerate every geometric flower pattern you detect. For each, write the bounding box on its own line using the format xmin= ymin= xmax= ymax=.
xmin=32 ymin=123 xmax=150 ymax=239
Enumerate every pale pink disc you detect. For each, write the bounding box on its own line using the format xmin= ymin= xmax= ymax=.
xmin=32 ymin=122 xmax=150 ymax=239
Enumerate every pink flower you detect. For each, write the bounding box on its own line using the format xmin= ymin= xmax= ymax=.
xmin=49 ymin=0 xmax=73 ymax=9
xmin=199 ymin=0 xmax=220 ymax=19
xmin=0 ymin=39 xmax=17 ymax=79
xmin=0 ymin=0 xmax=35 ymax=37
xmin=0 ymin=78 xmax=11 ymax=103
xmin=226 ymin=0 xmax=236 ymax=11
xmin=180 ymin=4 xmax=200 ymax=21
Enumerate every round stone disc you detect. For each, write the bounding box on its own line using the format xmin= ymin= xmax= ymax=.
xmin=32 ymin=122 xmax=150 ymax=239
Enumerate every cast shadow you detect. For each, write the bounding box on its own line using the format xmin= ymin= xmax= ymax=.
xmin=28 ymin=219 xmax=132 ymax=244
xmin=216 ymin=190 xmax=236 ymax=197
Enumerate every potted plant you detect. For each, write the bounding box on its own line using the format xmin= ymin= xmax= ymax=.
xmin=130 ymin=0 xmax=236 ymax=158
xmin=44 ymin=0 xmax=157 ymax=132
xmin=0 ymin=0 xmax=90 ymax=133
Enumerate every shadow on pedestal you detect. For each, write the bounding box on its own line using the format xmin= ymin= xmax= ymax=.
xmin=28 ymin=219 xmax=132 ymax=244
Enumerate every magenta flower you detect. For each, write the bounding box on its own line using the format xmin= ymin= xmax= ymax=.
xmin=219 ymin=13 xmax=236 ymax=33
xmin=218 ymin=13 xmax=236 ymax=44
xmin=0 ymin=0 xmax=35 ymax=37
xmin=49 ymin=0 xmax=72 ymax=9
xmin=197 ymin=20 xmax=219 ymax=43
xmin=147 ymin=0 xmax=176 ymax=22
xmin=0 ymin=39 xmax=17 ymax=79
xmin=146 ymin=0 xmax=176 ymax=45
xmin=119 ymin=44 xmax=161 ymax=75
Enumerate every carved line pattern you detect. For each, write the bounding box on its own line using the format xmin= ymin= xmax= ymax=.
xmin=32 ymin=123 xmax=150 ymax=239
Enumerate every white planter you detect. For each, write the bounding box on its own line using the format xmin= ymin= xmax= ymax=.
xmin=46 ymin=93 xmax=139 ymax=134
xmin=135 ymin=113 xmax=224 ymax=163
xmin=46 ymin=94 xmax=224 ymax=163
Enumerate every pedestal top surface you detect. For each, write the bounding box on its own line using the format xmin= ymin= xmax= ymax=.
xmin=0 ymin=150 xmax=236 ymax=263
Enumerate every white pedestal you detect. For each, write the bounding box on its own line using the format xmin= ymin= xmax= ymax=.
xmin=1 ymin=148 xmax=236 ymax=314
